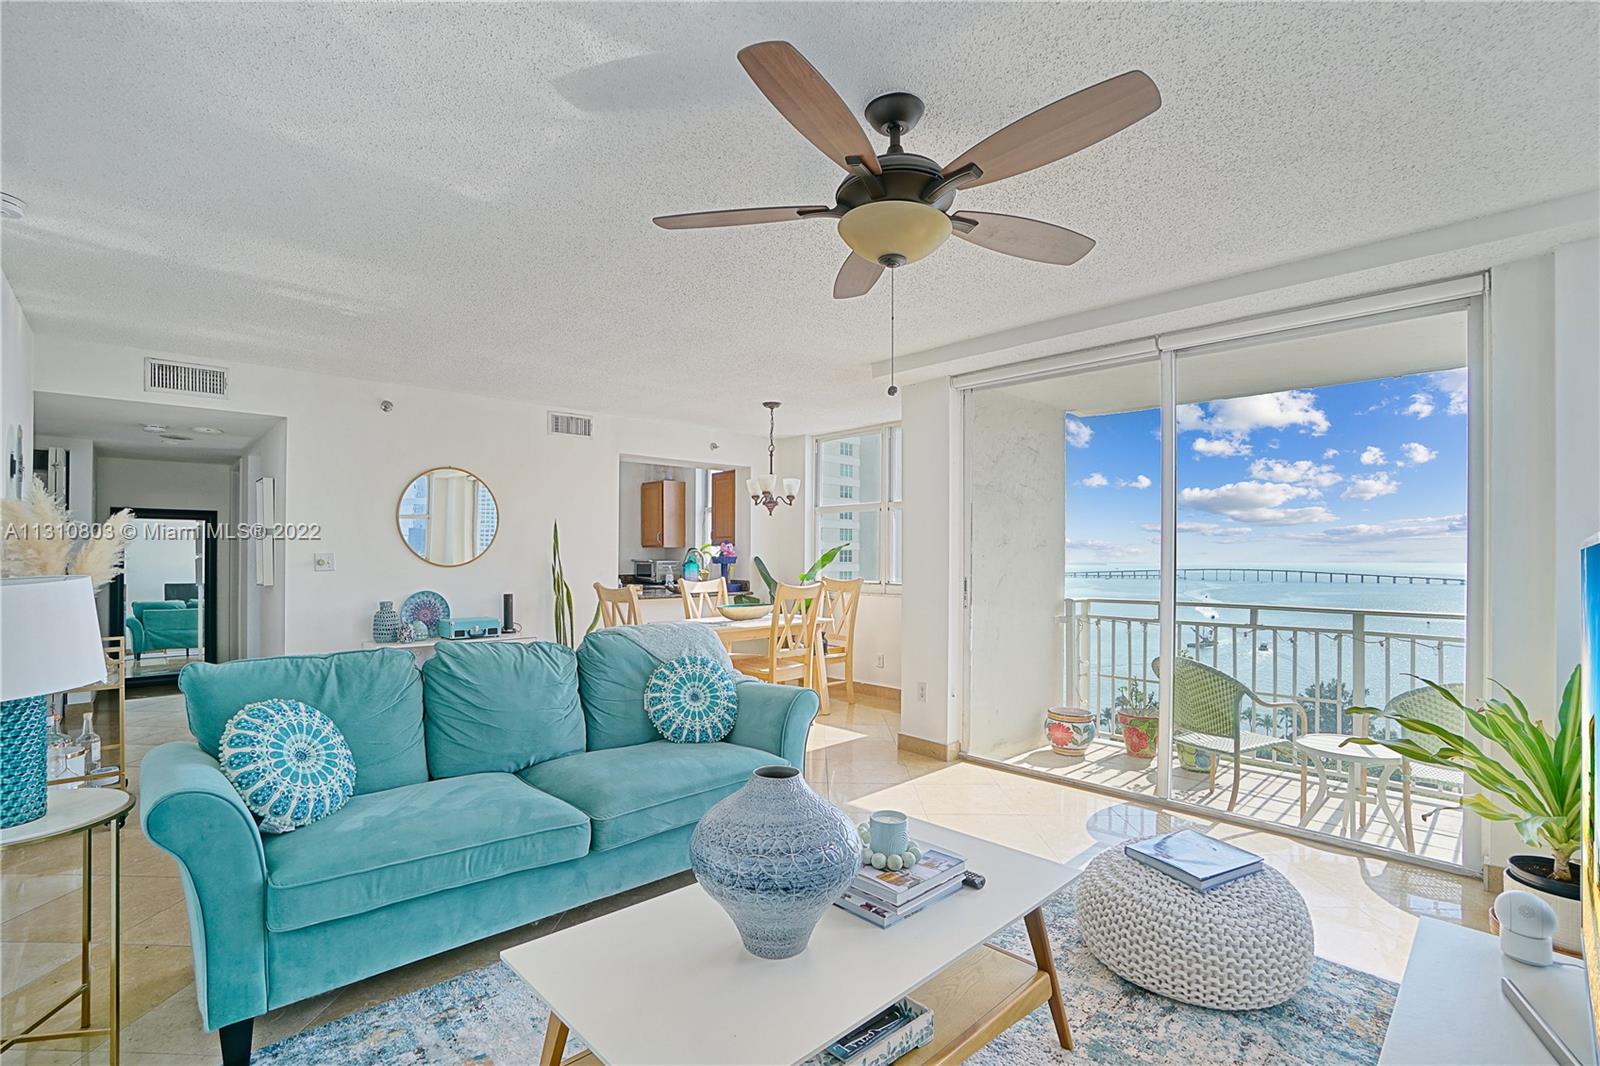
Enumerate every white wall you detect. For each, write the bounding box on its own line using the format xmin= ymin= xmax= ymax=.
xmin=31 ymin=434 xmax=94 ymax=524
xmin=1551 ymin=238 xmax=1600 ymax=675
xmin=35 ymin=335 xmax=792 ymax=656
xmin=95 ymin=454 xmax=241 ymax=660
xmin=1 ymin=274 xmax=34 ymax=499
xmin=899 ymin=377 xmax=962 ymax=747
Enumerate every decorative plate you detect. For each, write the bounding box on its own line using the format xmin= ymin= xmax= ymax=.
xmin=218 ymin=698 xmax=356 ymax=834
xmin=401 ymin=590 xmax=451 ymax=637
xmin=644 ymin=655 xmax=738 ymax=744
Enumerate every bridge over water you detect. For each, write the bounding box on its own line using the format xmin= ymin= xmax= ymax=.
xmin=1067 ymin=567 xmax=1464 ymax=585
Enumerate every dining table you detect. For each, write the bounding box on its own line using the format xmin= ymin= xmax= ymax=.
xmin=688 ymin=614 xmax=832 ymax=716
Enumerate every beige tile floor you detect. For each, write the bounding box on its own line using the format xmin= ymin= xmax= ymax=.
xmin=1 ymin=687 xmax=1494 ymax=1064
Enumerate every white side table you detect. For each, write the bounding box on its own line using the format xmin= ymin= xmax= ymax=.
xmin=1293 ymin=733 xmax=1413 ymax=850
xmin=0 ymin=788 xmax=135 ymax=1064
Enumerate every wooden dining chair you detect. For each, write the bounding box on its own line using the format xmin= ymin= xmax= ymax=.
xmin=818 ymin=577 xmax=864 ymax=703
xmin=730 ymin=582 xmax=820 ymax=690
xmin=593 ymin=583 xmax=642 ymax=628
xmin=679 ymin=577 xmax=729 ymax=620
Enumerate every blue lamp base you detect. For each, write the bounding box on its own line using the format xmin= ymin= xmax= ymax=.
xmin=1 ymin=694 xmax=49 ymax=828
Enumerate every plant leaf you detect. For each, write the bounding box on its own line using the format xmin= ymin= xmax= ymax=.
xmin=801 ymin=542 xmax=849 ymax=583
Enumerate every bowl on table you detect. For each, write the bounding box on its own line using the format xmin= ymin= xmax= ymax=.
xmin=716 ymin=604 xmax=771 ymax=622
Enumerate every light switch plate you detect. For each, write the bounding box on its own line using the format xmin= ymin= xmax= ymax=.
xmin=313 ymin=553 xmax=335 ymax=572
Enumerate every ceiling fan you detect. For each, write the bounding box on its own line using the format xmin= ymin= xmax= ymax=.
xmin=653 ymin=41 xmax=1161 ymax=299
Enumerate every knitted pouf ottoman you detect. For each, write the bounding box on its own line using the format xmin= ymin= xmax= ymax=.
xmin=1075 ymin=839 xmax=1314 ymax=1010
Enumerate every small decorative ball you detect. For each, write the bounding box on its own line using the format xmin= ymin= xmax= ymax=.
xmin=907 ymin=844 xmax=922 ymax=863
xmin=900 ymin=851 xmax=918 ymax=868
xmin=871 ymin=853 xmax=887 ymax=870
xmin=887 ymin=854 xmax=903 ymax=871
xmin=857 ymin=823 xmax=870 ymax=842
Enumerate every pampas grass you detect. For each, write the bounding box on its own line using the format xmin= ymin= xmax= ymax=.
xmin=2 ymin=476 xmax=135 ymax=588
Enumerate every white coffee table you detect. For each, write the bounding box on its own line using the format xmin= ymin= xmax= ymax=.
xmin=501 ymin=820 xmax=1075 ymax=1066
xmin=1293 ymin=732 xmax=1413 ymax=849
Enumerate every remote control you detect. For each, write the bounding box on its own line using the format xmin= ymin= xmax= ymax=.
xmin=963 ymin=871 xmax=986 ymax=889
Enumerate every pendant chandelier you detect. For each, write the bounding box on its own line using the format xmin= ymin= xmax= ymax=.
xmin=748 ymin=401 xmax=799 ymax=514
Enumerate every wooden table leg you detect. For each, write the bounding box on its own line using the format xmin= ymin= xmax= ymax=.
xmin=811 ymin=643 xmax=830 ymax=717
xmin=1023 ymin=907 xmax=1072 ymax=1051
xmin=539 ymin=1013 xmax=569 ymax=1066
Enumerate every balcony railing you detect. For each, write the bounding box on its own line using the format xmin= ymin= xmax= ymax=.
xmin=1060 ymin=596 xmax=1466 ymax=780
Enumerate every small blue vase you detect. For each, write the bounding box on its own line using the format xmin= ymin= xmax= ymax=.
xmin=371 ymin=601 xmax=401 ymax=643
xmin=1 ymin=695 xmax=50 ymax=829
xmin=690 ymin=765 xmax=858 ymax=959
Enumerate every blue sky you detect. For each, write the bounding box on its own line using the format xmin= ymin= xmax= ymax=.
xmin=1064 ymin=369 xmax=1468 ymax=568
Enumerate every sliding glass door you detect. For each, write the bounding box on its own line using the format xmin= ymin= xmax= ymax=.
xmin=961 ymin=299 xmax=1476 ymax=868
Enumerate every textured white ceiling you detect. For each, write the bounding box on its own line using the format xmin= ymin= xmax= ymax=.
xmin=3 ymin=3 xmax=1596 ymax=434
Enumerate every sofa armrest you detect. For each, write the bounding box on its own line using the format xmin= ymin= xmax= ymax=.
xmin=139 ymin=743 xmax=269 ymax=1030
xmin=726 ymin=682 xmax=818 ymax=769
xmin=123 ymin=616 xmax=144 ymax=656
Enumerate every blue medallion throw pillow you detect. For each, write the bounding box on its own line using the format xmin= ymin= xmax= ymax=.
xmin=644 ymin=655 xmax=738 ymax=744
xmin=218 ymin=698 xmax=357 ymax=834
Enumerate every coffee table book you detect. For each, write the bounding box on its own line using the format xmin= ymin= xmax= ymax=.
xmin=853 ymin=848 xmax=965 ymax=907
xmin=501 ymin=820 xmax=1075 ymax=1065
xmin=1124 ymin=829 xmax=1263 ymax=892
xmin=837 ymin=877 xmax=965 ymax=928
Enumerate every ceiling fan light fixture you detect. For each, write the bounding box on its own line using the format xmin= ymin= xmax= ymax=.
xmin=837 ymin=200 xmax=952 ymax=266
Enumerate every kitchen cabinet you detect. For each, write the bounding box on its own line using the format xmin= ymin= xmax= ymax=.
xmin=640 ymin=479 xmax=685 ymax=549
xmin=710 ymin=470 xmax=738 ymax=543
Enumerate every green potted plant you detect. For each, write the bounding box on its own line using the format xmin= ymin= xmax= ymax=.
xmin=749 ymin=544 xmax=849 ymax=604
xmin=1347 ymin=668 xmax=1581 ymax=941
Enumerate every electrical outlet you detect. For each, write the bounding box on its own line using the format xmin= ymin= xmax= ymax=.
xmin=313 ymin=553 xmax=335 ymax=572
xmin=916 ymin=681 xmax=927 ymax=702
xmin=875 ymin=654 xmax=886 ymax=669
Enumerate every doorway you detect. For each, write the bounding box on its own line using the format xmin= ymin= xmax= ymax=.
xmin=107 ymin=507 xmax=220 ymax=686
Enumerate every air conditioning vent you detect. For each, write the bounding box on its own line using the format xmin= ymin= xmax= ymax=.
xmin=145 ymin=358 xmax=228 ymax=398
xmin=548 ymin=411 xmax=593 ymax=438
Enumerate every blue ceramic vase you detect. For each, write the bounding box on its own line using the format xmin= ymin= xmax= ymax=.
xmin=371 ymin=601 xmax=401 ymax=643
xmin=1 ymin=695 xmax=49 ymax=828
xmin=690 ymin=765 xmax=858 ymax=959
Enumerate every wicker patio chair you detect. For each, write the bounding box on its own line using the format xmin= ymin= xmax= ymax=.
xmin=1379 ymin=682 xmax=1466 ymax=851
xmin=1152 ymin=657 xmax=1309 ymax=811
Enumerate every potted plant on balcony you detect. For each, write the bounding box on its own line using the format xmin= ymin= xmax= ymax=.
xmin=1347 ymin=667 xmax=1582 ymax=949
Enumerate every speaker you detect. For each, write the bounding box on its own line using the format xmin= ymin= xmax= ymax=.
xmin=503 ymin=593 xmax=515 ymax=634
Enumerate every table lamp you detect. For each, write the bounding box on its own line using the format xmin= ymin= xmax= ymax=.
xmin=1 ymin=575 xmax=108 ymax=828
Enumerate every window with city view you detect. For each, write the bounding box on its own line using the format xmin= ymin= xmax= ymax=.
xmin=815 ymin=425 xmax=901 ymax=586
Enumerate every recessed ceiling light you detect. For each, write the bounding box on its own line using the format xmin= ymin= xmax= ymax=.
xmin=190 ymin=426 xmax=222 ymax=435
xmin=140 ymin=424 xmax=168 ymax=433
xmin=159 ymin=434 xmax=194 ymax=442
xmin=1 ymin=193 xmax=25 ymax=221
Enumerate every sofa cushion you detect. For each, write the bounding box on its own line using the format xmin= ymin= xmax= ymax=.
xmin=180 ymin=649 xmax=427 ymax=795
xmin=421 ymin=639 xmax=586 ymax=778
xmin=516 ymin=740 xmax=773 ymax=851
xmin=575 ymin=628 xmax=664 ymax=750
xmin=218 ymin=699 xmax=356 ymax=833
xmin=644 ymin=655 xmax=737 ymax=743
xmin=261 ymin=773 xmax=589 ymax=931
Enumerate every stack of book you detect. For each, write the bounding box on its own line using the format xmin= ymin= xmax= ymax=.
xmin=834 ymin=847 xmax=966 ymax=927
xmin=1124 ymin=829 xmax=1262 ymax=892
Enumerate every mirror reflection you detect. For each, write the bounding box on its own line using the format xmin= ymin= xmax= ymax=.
xmin=397 ymin=467 xmax=498 ymax=566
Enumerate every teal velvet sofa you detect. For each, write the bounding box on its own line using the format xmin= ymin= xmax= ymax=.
xmin=125 ymin=599 xmax=200 ymax=658
xmin=139 ymin=630 xmax=818 ymax=1065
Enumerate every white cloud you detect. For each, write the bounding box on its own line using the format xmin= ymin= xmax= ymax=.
xmin=1078 ymin=472 xmax=1108 ymax=488
xmin=1360 ymin=446 xmax=1386 ymax=466
xmin=1432 ymin=369 xmax=1468 ymax=415
xmin=1341 ymin=472 xmax=1400 ymax=500
xmin=1178 ymin=390 xmax=1330 ymax=438
xmin=1064 ymin=418 xmax=1093 ymax=448
xmin=1289 ymin=514 xmax=1465 ymax=544
xmin=1403 ymin=392 xmax=1435 ymax=418
xmin=1192 ymin=435 xmax=1252 ymax=458
xmin=1249 ymin=459 xmax=1343 ymax=488
xmin=1065 ymin=537 xmax=1145 ymax=560
xmin=1178 ymin=480 xmax=1337 ymax=524
xmin=1118 ymin=474 xmax=1152 ymax=490
xmin=1141 ymin=521 xmax=1253 ymax=541
xmin=1399 ymin=441 xmax=1437 ymax=465
xmin=1322 ymin=448 xmax=1340 ymax=460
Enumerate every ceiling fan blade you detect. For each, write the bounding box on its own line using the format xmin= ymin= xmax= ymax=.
xmin=943 ymin=70 xmax=1160 ymax=188
xmin=833 ymin=254 xmax=884 ymax=299
xmin=953 ymin=212 xmax=1096 ymax=265
xmin=737 ymin=41 xmax=881 ymax=176
xmin=653 ymin=206 xmax=833 ymax=230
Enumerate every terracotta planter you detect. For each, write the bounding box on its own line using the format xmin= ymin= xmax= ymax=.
xmin=1116 ymin=711 xmax=1159 ymax=760
xmin=1045 ymin=706 xmax=1096 ymax=757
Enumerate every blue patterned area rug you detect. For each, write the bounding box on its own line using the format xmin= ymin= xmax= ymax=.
xmin=254 ymin=888 xmax=1395 ymax=1065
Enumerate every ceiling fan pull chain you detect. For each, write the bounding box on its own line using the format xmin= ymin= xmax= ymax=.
xmin=887 ymin=268 xmax=898 ymax=397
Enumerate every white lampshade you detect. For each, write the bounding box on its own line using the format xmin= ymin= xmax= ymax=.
xmin=756 ymin=473 xmax=777 ymax=494
xmin=0 ymin=576 xmax=106 ymax=700
xmin=745 ymin=477 xmax=760 ymax=497
xmin=781 ymin=477 xmax=801 ymax=498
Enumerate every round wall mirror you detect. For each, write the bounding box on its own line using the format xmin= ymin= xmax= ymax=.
xmin=396 ymin=467 xmax=498 ymax=566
